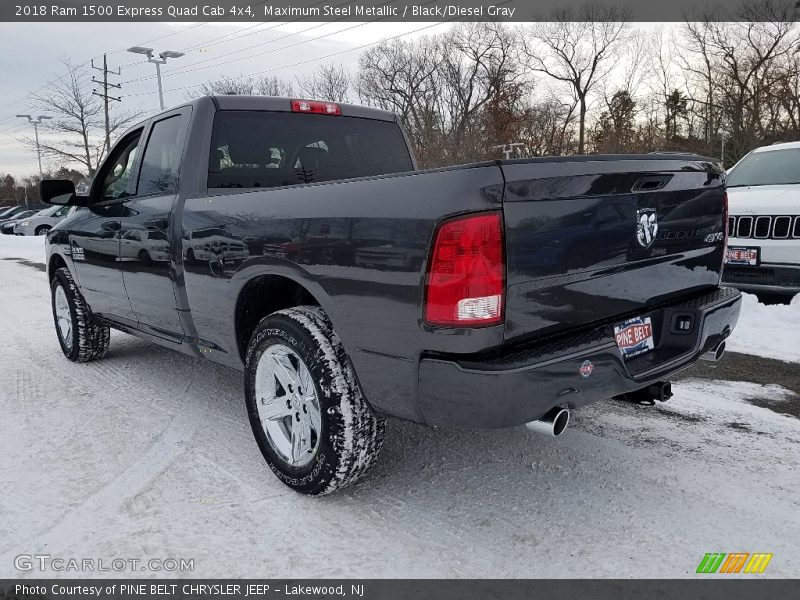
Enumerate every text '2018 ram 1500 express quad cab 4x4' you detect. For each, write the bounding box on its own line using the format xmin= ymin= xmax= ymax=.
xmin=41 ymin=96 xmax=742 ymax=495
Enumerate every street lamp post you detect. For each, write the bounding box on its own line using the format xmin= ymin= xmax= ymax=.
xmin=127 ymin=46 xmax=185 ymax=110
xmin=16 ymin=114 xmax=52 ymax=180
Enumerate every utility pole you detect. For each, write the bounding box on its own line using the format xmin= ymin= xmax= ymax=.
xmin=16 ymin=114 xmax=52 ymax=180
xmin=91 ymin=54 xmax=122 ymax=155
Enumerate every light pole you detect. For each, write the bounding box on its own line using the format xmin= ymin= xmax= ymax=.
xmin=16 ymin=114 xmax=52 ymax=180
xmin=127 ymin=46 xmax=185 ymax=110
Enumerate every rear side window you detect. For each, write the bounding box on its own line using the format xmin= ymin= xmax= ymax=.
xmin=137 ymin=115 xmax=187 ymax=196
xmin=208 ymin=111 xmax=413 ymax=189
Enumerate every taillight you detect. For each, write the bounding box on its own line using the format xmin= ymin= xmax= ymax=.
xmin=424 ymin=212 xmax=505 ymax=327
xmin=290 ymin=99 xmax=341 ymax=115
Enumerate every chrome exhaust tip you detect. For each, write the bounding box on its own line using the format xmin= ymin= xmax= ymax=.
xmin=701 ymin=341 xmax=726 ymax=362
xmin=526 ymin=407 xmax=570 ymax=437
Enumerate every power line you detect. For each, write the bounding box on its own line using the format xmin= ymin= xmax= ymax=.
xmin=126 ymin=19 xmax=454 ymax=99
xmin=117 ymin=0 xmax=370 ymax=86
xmin=177 ymin=0 xmax=334 ymax=54
xmin=0 ymin=2 xmax=273 ymax=122
xmin=0 ymin=56 xmax=102 ymax=117
xmin=116 ymin=0 xmax=274 ymax=70
xmin=118 ymin=0 xmax=446 ymax=91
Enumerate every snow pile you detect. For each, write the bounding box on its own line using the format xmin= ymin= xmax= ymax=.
xmin=0 ymin=234 xmax=45 ymax=263
xmin=727 ymin=292 xmax=800 ymax=363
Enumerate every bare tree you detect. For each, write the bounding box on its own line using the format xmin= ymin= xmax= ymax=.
xmin=22 ymin=60 xmax=138 ymax=175
xmin=438 ymin=22 xmax=528 ymax=162
xmin=359 ymin=23 xmax=527 ymax=167
xmin=256 ymin=75 xmax=294 ymax=97
xmin=186 ymin=75 xmax=293 ymax=99
xmin=297 ymin=64 xmax=352 ymax=102
xmin=522 ymin=2 xmax=631 ymax=153
xmin=517 ymin=96 xmax=579 ymax=156
xmin=678 ymin=0 xmax=799 ymax=162
xmin=358 ymin=35 xmax=444 ymax=166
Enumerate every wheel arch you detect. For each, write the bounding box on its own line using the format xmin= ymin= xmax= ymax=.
xmin=48 ymin=252 xmax=68 ymax=281
xmin=234 ymin=273 xmax=325 ymax=364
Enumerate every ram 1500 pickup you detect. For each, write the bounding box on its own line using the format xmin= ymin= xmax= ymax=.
xmin=41 ymin=96 xmax=742 ymax=495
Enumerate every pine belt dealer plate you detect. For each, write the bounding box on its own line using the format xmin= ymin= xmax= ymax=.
xmin=614 ymin=316 xmax=655 ymax=359
xmin=725 ymin=246 xmax=760 ymax=266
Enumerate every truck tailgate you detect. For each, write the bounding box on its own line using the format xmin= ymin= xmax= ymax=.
xmin=500 ymin=156 xmax=726 ymax=343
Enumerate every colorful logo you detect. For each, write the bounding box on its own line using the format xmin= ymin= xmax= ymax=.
xmin=614 ymin=316 xmax=654 ymax=358
xmin=579 ymin=360 xmax=594 ymax=377
xmin=696 ymin=552 xmax=773 ymax=574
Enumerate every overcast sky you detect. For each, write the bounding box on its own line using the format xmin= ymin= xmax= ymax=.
xmin=0 ymin=21 xmax=450 ymax=178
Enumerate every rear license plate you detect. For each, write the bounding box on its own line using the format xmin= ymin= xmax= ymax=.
xmin=614 ymin=316 xmax=655 ymax=359
xmin=725 ymin=246 xmax=759 ymax=266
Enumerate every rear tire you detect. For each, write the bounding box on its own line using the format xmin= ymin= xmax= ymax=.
xmin=244 ymin=306 xmax=385 ymax=495
xmin=50 ymin=267 xmax=110 ymax=362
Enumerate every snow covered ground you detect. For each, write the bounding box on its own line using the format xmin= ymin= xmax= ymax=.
xmin=1 ymin=235 xmax=799 ymax=578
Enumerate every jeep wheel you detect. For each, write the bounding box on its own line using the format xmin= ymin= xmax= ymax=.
xmin=244 ymin=306 xmax=385 ymax=495
xmin=51 ymin=267 xmax=110 ymax=362
xmin=138 ymin=249 xmax=152 ymax=265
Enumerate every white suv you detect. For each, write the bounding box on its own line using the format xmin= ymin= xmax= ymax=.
xmin=723 ymin=141 xmax=800 ymax=296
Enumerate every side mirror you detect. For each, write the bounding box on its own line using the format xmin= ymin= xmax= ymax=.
xmin=40 ymin=179 xmax=88 ymax=206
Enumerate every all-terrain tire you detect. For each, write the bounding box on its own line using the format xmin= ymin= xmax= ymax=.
xmin=244 ymin=306 xmax=385 ymax=495
xmin=50 ymin=267 xmax=110 ymax=362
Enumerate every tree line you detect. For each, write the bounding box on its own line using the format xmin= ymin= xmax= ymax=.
xmin=3 ymin=0 xmax=799 ymax=204
xmin=191 ymin=1 xmax=800 ymax=168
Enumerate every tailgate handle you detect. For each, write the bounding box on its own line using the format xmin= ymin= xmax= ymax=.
xmin=632 ymin=175 xmax=672 ymax=192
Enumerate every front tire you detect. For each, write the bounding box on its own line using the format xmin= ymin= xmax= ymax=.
xmin=245 ymin=306 xmax=385 ymax=495
xmin=50 ymin=267 xmax=110 ymax=362
xmin=35 ymin=225 xmax=51 ymax=236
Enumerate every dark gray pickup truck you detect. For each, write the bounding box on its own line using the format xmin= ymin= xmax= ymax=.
xmin=42 ymin=95 xmax=741 ymax=494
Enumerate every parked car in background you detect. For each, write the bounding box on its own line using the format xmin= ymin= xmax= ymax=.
xmin=723 ymin=141 xmax=800 ymax=297
xmin=0 ymin=206 xmax=18 ymax=219
xmin=183 ymin=227 xmax=249 ymax=264
xmin=1 ymin=210 xmax=39 ymax=234
xmin=0 ymin=204 xmax=47 ymax=225
xmin=119 ymin=228 xmax=171 ymax=264
xmin=14 ymin=205 xmax=73 ymax=236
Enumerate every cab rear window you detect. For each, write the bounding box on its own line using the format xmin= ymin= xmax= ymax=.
xmin=208 ymin=111 xmax=413 ymax=189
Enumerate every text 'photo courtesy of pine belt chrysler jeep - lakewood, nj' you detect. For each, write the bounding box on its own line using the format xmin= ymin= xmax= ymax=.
xmin=40 ymin=95 xmax=742 ymax=495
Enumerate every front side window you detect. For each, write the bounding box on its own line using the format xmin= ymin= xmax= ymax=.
xmin=137 ymin=115 xmax=187 ymax=196
xmin=99 ymin=133 xmax=141 ymax=200
xmin=727 ymin=148 xmax=800 ymax=187
xmin=208 ymin=111 xmax=413 ymax=189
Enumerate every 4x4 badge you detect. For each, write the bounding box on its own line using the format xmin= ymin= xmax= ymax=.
xmin=636 ymin=208 xmax=658 ymax=248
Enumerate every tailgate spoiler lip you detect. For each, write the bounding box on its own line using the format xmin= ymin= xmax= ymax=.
xmin=498 ymin=152 xmax=719 ymax=166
